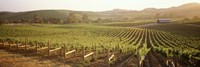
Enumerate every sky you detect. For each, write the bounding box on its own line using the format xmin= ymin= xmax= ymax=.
xmin=0 ymin=0 xmax=200 ymax=12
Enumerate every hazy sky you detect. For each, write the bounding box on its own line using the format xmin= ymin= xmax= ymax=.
xmin=0 ymin=0 xmax=200 ymax=12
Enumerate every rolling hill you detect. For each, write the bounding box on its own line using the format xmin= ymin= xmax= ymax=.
xmin=0 ymin=3 xmax=200 ymax=22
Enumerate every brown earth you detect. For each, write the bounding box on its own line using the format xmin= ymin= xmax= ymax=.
xmin=0 ymin=49 xmax=71 ymax=67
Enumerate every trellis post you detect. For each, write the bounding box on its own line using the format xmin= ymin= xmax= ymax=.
xmin=25 ymin=41 xmax=27 ymax=51
xmin=106 ymin=49 xmax=110 ymax=67
xmin=17 ymin=41 xmax=19 ymax=50
xmin=82 ymin=46 xmax=85 ymax=61
xmin=63 ymin=44 xmax=66 ymax=59
xmin=2 ymin=40 xmax=5 ymax=47
xmin=92 ymin=44 xmax=97 ymax=61
xmin=35 ymin=42 xmax=38 ymax=54
xmin=9 ymin=41 xmax=11 ymax=49
xmin=48 ymin=41 xmax=50 ymax=57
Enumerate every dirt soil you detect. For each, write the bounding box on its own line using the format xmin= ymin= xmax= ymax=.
xmin=0 ymin=49 xmax=71 ymax=67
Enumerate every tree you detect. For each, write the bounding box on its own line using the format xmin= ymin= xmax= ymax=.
xmin=182 ymin=17 xmax=190 ymax=21
xmin=67 ymin=12 xmax=79 ymax=23
xmin=82 ymin=13 xmax=90 ymax=23
xmin=155 ymin=13 xmax=160 ymax=19
xmin=0 ymin=19 xmax=9 ymax=24
xmin=33 ymin=14 xmax=41 ymax=23
xmin=20 ymin=18 xmax=29 ymax=23
xmin=93 ymin=18 xmax=102 ymax=23
xmin=41 ymin=18 xmax=48 ymax=24
xmin=180 ymin=17 xmax=190 ymax=23
xmin=192 ymin=16 xmax=200 ymax=21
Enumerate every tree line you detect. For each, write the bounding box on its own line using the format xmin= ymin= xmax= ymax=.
xmin=0 ymin=12 xmax=113 ymax=25
xmin=180 ymin=16 xmax=200 ymax=23
xmin=32 ymin=12 xmax=91 ymax=24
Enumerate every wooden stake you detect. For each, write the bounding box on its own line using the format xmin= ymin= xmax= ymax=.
xmin=106 ymin=49 xmax=110 ymax=67
xmin=17 ymin=41 xmax=19 ymax=50
xmin=9 ymin=41 xmax=11 ymax=49
xmin=74 ymin=48 xmax=76 ymax=57
xmin=60 ymin=47 xmax=62 ymax=56
xmin=174 ymin=56 xmax=177 ymax=67
xmin=50 ymin=47 xmax=62 ymax=52
xmin=48 ymin=42 xmax=50 ymax=57
xmin=2 ymin=40 xmax=4 ymax=47
xmin=109 ymin=54 xmax=114 ymax=62
xmin=25 ymin=41 xmax=27 ymax=51
xmin=35 ymin=42 xmax=38 ymax=54
xmin=65 ymin=50 xmax=76 ymax=55
xmin=166 ymin=59 xmax=169 ymax=66
xmin=84 ymin=52 xmax=94 ymax=58
xmin=73 ymin=46 xmax=76 ymax=57
xmin=137 ymin=50 xmax=141 ymax=67
xmin=82 ymin=46 xmax=85 ymax=61
xmin=92 ymin=45 xmax=97 ymax=60
xmin=63 ymin=44 xmax=66 ymax=59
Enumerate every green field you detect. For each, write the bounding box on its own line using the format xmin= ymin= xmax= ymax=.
xmin=0 ymin=22 xmax=200 ymax=67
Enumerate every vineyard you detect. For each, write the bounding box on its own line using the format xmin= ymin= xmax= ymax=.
xmin=0 ymin=23 xmax=200 ymax=67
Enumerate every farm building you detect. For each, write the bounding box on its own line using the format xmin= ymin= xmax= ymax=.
xmin=157 ymin=19 xmax=171 ymax=23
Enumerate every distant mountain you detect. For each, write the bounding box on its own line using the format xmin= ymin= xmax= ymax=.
xmin=0 ymin=11 xmax=14 ymax=16
xmin=0 ymin=10 xmax=71 ymax=20
xmin=177 ymin=2 xmax=200 ymax=8
xmin=0 ymin=2 xmax=200 ymax=22
xmin=159 ymin=3 xmax=200 ymax=17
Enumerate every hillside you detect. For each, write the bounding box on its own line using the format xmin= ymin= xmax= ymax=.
xmin=0 ymin=3 xmax=200 ymax=22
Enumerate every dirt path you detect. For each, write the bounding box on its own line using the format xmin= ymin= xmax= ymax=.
xmin=0 ymin=49 xmax=71 ymax=67
xmin=142 ymin=29 xmax=168 ymax=67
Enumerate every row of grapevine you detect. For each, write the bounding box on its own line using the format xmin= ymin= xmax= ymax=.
xmin=145 ymin=25 xmax=200 ymax=66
